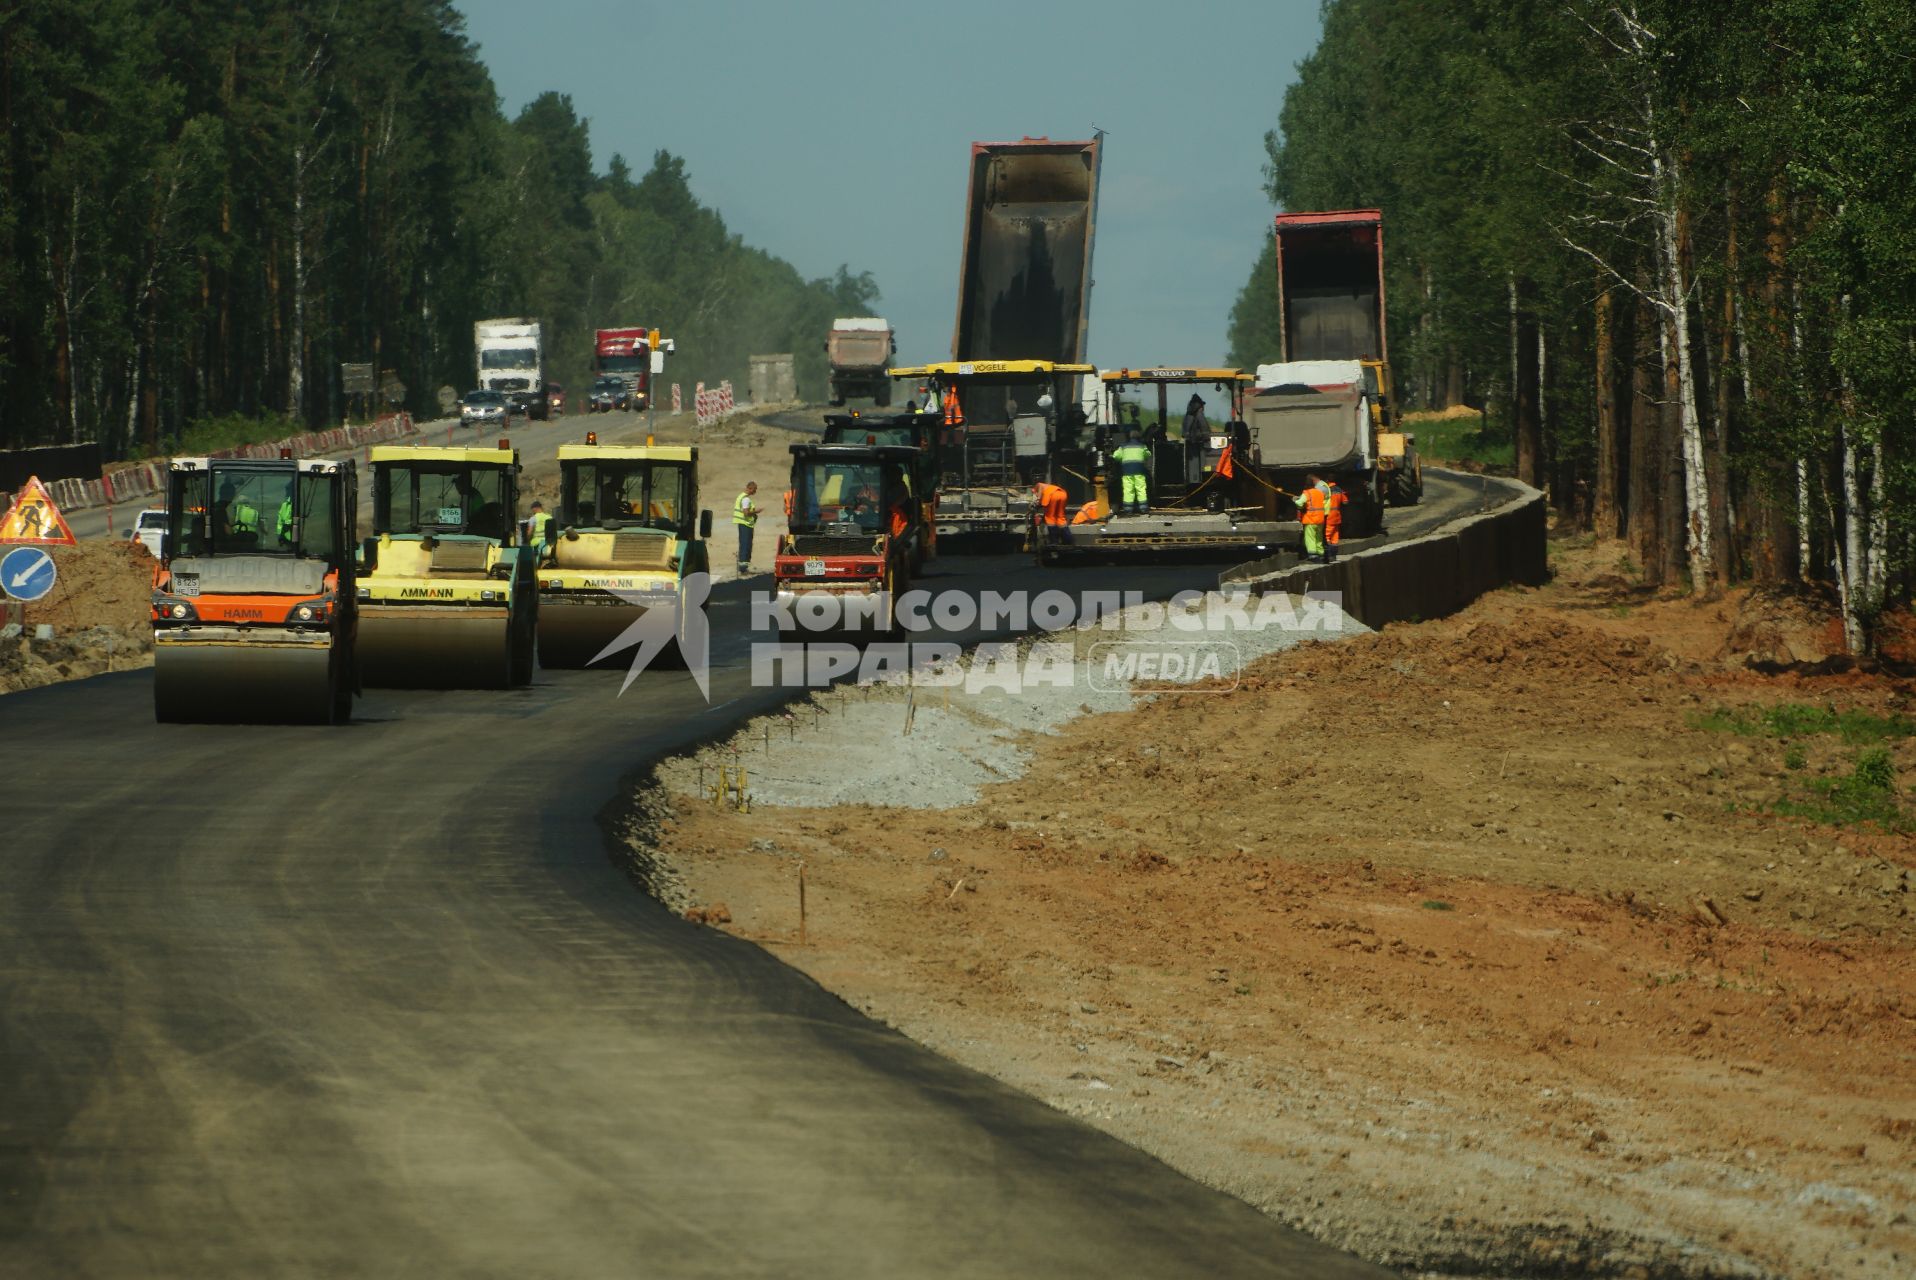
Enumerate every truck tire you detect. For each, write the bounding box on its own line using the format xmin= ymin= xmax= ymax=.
xmin=874 ymin=382 xmax=892 ymax=408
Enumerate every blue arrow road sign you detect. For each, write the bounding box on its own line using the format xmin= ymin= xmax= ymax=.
xmin=1 ymin=546 xmax=57 ymax=602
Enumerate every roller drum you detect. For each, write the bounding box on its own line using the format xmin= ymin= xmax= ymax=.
xmin=358 ymin=607 xmax=515 ymax=689
xmin=153 ymin=636 xmax=340 ymax=724
xmin=537 ymin=601 xmax=646 ymax=670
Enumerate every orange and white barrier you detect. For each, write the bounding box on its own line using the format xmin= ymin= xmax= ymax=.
xmin=45 ymin=412 xmax=422 ymax=516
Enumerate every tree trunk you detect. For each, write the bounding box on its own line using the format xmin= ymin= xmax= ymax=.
xmin=1444 ymin=355 xmax=1465 ymax=409
xmin=1629 ymin=291 xmax=1663 ymax=580
xmin=1653 ymin=158 xmax=1712 ymax=590
xmin=1513 ymin=278 xmax=1543 ymax=489
xmin=1594 ymin=284 xmax=1629 ymax=539
xmin=288 ymin=143 xmax=307 ymax=421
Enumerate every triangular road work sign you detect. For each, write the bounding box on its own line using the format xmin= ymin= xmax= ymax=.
xmin=0 ymin=476 xmax=79 ymax=545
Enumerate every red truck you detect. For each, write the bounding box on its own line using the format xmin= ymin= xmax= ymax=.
xmin=594 ymin=327 xmax=654 ymax=410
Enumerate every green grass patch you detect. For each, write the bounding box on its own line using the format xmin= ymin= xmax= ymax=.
xmin=1774 ymin=747 xmax=1908 ymax=831
xmin=1420 ymin=899 xmax=1454 ymax=911
xmin=165 ymin=411 xmax=306 ymax=456
xmin=1688 ymin=702 xmax=1916 ymax=744
xmin=1401 ymin=412 xmax=1514 ymax=469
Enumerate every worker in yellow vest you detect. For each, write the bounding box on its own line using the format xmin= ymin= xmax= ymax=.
xmin=733 ymin=481 xmax=760 ymax=575
xmin=523 ymin=501 xmax=552 ymax=559
xmin=1112 ymin=429 xmax=1151 ymax=516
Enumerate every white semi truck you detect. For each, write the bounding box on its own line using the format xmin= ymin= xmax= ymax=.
xmin=474 ymin=318 xmax=547 ymax=421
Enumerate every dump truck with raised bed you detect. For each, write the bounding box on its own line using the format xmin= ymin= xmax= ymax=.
xmin=1244 ymin=209 xmax=1419 ymax=534
xmin=355 ymin=443 xmax=537 ymax=688
xmin=826 ymin=319 xmax=895 ymax=406
xmin=775 ymin=443 xmax=924 ymax=634
xmin=536 ymin=438 xmax=712 ymax=668
xmin=889 ymin=360 xmax=1094 ymax=551
xmin=150 ymin=455 xmax=358 ymax=723
xmin=951 ymin=137 xmax=1101 ymax=369
xmin=1040 ymin=367 xmax=1285 ymax=565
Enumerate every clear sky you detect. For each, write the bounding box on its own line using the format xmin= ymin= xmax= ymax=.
xmin=452 ymin=0 xmax=1323 ymax=368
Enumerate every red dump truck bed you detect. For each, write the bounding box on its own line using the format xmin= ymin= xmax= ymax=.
xmin=1273 ymin=209 xmax=1388 ymax=363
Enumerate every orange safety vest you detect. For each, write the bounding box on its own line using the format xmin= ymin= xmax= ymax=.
xmin=1071 ymin=502 xmax=1099 ymax=525
xmin=783 ymin=488 xmax=795 ymax=520
xmin=1034 ymin=482 xmax=1068 ymax=526
xmin=1324 ymin=487 xmax=1347 ymax=542
xmin=942 ymin=387 xmax=964 ymax=427
xmin=1299 ymin=486 xmax=1327 ymax=525
xmin=888 ymin=504 xmax=909 ymax=537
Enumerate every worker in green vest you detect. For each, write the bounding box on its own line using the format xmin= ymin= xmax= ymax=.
xmin=733 ymin=481 xmax=759 ymax=576
xmin=220 ymin=481 xmax=259 ymax=539
xmin=1112 ymin=429 xmax=1151 ymax=516
xmin=276 ymin=496 xmax=295 ymax=545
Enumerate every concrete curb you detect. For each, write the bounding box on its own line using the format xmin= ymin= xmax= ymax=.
xmin=1221 ymin=471 xmax=1546 ymax=628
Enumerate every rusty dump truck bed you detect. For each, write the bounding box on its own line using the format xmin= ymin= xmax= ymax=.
xmin=951 ymin=138 xmax=1102 ymax=364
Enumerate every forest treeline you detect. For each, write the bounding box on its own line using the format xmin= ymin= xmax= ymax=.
xmin=0 ymin=0 xmax=874 ymax=457
xmin=1228 ymin=0 xmax=1915 ymax=651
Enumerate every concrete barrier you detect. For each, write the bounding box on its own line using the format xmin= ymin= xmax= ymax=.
xmin=1223 ymin=472 xmax=1545 ymax=629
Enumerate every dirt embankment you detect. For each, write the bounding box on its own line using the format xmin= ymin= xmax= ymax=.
xmin=637 ymin=539 xmax=1916 ymax=1280
xmin=1 ymin=540 xmax=154 ymax=694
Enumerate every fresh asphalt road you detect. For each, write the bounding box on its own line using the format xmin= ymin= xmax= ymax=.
xmin=0 ymin=553 xmax=1394 ymax=1278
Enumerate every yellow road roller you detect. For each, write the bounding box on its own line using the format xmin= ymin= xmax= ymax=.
xmin=356 ymin=443 xmax=537 ymax=687
xmin=536 ymin=440 xmax=711 ymax=668
xmin=150 ymin=455 xmax=359 ymax=724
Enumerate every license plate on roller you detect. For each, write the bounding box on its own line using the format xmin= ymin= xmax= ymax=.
xmin=804 ymin=557 xmax=827 ymax=576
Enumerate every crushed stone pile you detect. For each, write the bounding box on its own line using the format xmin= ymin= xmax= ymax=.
xmin=656 ymin=591 xmax=1368 ymax=809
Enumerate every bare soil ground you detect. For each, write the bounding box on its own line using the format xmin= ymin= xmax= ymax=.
xmin=0 ymin=540 xmax=154 ymax=693
xmin=639 ymin=536 xmax=1916 ymax=1279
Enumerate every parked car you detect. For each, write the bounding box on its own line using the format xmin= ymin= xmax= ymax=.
xmin=127 ymin=508 xmax=167 ymax=558
xmin=546 ymin=382 xmax=567 ymax=415
xmin=588 ymin=375 xmax=629 ymax=414
xmin=460 ymin=388 xmax=512 ymax=428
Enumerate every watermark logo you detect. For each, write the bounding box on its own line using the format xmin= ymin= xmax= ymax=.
xmin=593 ymin=572 xmax=712 ymax=697
xmin=593 ymin=581 xmax=1342 ymax=698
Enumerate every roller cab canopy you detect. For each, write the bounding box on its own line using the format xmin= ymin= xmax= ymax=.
xmin=163 ymin=457 xmax=352 ymax=562
xmin=370 ymin=444 xmax=521 ymax=543
xmin=556 ymin=442 xmax=700 ymax=537
xmin=786 ymin=444 xmax=921 ymax=538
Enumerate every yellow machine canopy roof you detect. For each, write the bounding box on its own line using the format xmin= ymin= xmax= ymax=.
xmin=556 ymin=443 xmax=695 ymax=463
xmin=370 ymin=444 xmax=518 ymax=465
xmin=1100 ymin=367 xmax=1253 ymax=385
xmin=889 ymin=360 xmax=1096 ymax=382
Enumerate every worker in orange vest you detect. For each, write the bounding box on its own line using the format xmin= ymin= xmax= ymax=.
xmin=942 ymin=385 xmax=964 ymax=427
xmin=1071 ymin=501 xmax=1101 ymax=525
xmin=1293 ymin=472 xmax=1328 ymax=562
xmin=1032 ymin=480 xmax=1069 ymax=544
xmin=1323 ymin=480 xmax=1348 ymax=561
